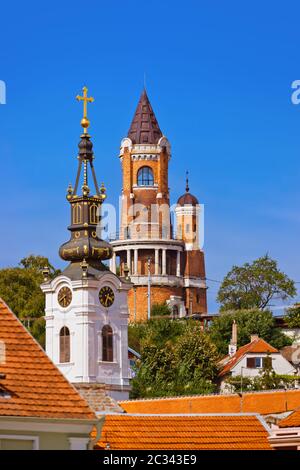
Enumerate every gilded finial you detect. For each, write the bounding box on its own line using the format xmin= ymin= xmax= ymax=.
xmin=76 ymin=86 xmax=94 ymax=134
xmin=81 ymin=183 xmax=90 ymax=197
xmin=100 ymin=182 xmax=106 ymax=200
xmin=81 ymin=258 xmax=89 ymax=278
xmin=66 ymin=183 xmax=74 ymax=200
xmin=186 ymin=170 xmax=189 ymax=193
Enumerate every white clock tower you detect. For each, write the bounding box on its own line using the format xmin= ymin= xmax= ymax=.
xmin=41 ymin=87 xmax=131 ymax=400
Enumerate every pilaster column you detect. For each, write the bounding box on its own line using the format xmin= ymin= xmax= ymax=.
xmin=110 ymin=252 xmax=117 ymax=274
xmin=162 ymin=249 xmax=167 ymax=276
xmin=127 ymin=249 xmax=131 ymax=274
xmin=154 ymin=249 xmax=159 ymax=275
xmin=176 ymin=250 xmax=181 ymax=277
xmin=134 ymin=249 xmax=138 ymax=275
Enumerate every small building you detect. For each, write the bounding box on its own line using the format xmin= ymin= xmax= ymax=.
xmin=0 ymin=298 xmax=99 ymax=450
xmin=269 ymin=408 xmax=300 ymax=450
xmin=218 ymin=323 xmax=296 ymax=392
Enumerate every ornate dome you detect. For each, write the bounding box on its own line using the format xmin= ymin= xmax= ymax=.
xmin=177 ymin=192 xmax=199 ymax=206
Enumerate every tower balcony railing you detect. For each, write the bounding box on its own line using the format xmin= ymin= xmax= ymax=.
xmin=108 ymin=228 xmax=178 ymax=242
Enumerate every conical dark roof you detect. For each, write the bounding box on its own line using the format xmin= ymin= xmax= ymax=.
xmin=128 ymin=90 xmax=163 ymax=144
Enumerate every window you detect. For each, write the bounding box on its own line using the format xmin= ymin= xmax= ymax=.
xmin=59 ymin=326 xmax=70 ymax=363
xmin=102 ymin=325 xmax=113 ymax=362
xmin=90 ymin=204 xmax=98 ymax=224
xmin=0 ymin=436 xmax=38 ymax=450
xmin=73 ymin=203 xmax=82 ymax=224
xmin=186 ymin=224 xmax=190 ymax=233
xmin=137 ymin=167 xmax=154 ymax=186
xmin=246 ymin=356 xmax=263 ymax=368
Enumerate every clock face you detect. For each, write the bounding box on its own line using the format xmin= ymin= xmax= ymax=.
xmin=99 ymin=286 xmax=115 ymax=308
xmin=57 ymin=286 xmax=72 ymax=308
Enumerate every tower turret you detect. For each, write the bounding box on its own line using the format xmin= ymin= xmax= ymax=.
xmin=59 ymin=87 xmax=112 ymax=268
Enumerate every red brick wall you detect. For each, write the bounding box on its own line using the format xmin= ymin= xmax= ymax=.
xmin=128 ymin=285 xmax=183 ymax=323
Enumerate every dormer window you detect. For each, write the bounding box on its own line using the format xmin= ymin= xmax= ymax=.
xmin=90 ymin=204 xmax=98 ymax=224
xmin=73 ymin=204 xmax=82 ymax=224
xmin=137 ymin=166 xmax=154 ymax=186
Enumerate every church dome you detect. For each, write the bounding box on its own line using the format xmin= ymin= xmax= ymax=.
xmin=177 ymin=172 xmax=199 ymax=206
xmin=177 ymin=192 xmax=199 ymax=206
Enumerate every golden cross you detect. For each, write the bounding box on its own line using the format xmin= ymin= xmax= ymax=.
xmin=76 ymin=86 xmax=94 ymax=133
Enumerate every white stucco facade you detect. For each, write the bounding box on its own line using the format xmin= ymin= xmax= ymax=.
xmin=230 ymin=353 xmax=296 ymax=378
xmin=41 ymin=271 xmax=131 ymax=400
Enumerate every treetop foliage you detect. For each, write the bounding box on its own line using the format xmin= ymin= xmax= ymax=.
xmin=217 ymin=255 xmax=296 ymax=311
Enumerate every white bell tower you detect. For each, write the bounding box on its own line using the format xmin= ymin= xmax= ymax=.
xmin=41 ymin=87 xmax=132 ymax=400
xmin=41 ymin=268 xmax=131 ymax=400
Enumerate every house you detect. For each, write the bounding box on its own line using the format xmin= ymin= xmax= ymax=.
xmin=93 ymin=413 xmax=271 ymax=450
xmin=0 ymin=298 xmax=99 ymax=450
xmin=269 ymin=408 xmax=300 ymax=450
xmin=218 ymin=322 xmax=296 ymax=392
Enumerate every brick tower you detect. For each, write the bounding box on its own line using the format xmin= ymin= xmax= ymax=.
xmin=109 ymin=90 xmax=207 ymax=321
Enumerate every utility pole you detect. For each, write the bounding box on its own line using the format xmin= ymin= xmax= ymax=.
xmin=133 ymin=286 xmax=137 ymax=322
xmin=147 ymin=257 xmax=151 ymax=321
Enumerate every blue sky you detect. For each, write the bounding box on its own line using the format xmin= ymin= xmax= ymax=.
xmin=0 ymin=1 xmax=300 ymax=312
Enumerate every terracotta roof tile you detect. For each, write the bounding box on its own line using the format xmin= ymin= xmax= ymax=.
xmin=0 ymin=298 xmax=96 ymax=420
xmin=119 ymin=389 xmax=300 ymax=416
xmin=94 ymin=414 xmax=271 ymax=450
xmin=279 ymin=408 xmax=300 ymax=428
xmin=219 ymin=338 xmax=278 ymax=377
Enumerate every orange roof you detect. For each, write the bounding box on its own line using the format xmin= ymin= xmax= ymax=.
xmin=219 ymin=337 xmax=278 ymax=377
xmin=94 ymin=414 xmax=271 ymax=450
xmin=119 ymin=389 xmax=300 ymax=416
xmin=0 ymin=299 xmax=96 ymax=420
xmin=279 ymin=408 xmax=300 ymax=428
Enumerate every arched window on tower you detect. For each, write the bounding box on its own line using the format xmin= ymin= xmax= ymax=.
xmin=59 ymin=326 xmax=70 ymax=363
xmin=73 ymin=203 xmax=82 ymax=224
xmin=90 ymin=204 xmax=98 ymax=224
xmin=102 ymin=325 xmax=113 ymax=362
xmin=137 ymin=166 xmax=154 ymax=186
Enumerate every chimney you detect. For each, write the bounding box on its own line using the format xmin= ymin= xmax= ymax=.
xmin=228 ymin=320 xmax=238 ymax=356
xmin=250 ymin=334 xmax=259 ymax=342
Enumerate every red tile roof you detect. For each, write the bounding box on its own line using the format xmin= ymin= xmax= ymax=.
xmin=94 ymin=414 xmax=271 ymax=450
xmin=119 ymin=389 xmax=300 ymax=416
xmin=219 ymin=338 xmax=278 ymax=377
xmin=279 ymin=408 xmax=300 ymax=428
xmin=0 ymin=298 xmax=96 ymax=420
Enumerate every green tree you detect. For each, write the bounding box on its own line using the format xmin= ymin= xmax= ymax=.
xmin=151 ymin=302 xmax=172 ymax=317
xmin=285 ymin=304 xmax=300 ymax=328
xmin=209 ymin=309 xmax=292 ymax=356
xmin=217 ymin=255 xmax=296 ymax=311
xmin=0 ymin=255 xmax=60 ymax=347
xmin=131 ymin=319 xmax=219 ymax=398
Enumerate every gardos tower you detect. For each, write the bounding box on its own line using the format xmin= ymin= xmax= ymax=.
xmin=41 ymin=87 xmax=131 ymax=400
xmin=109 ymin=90 xmax=207 ymax=321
